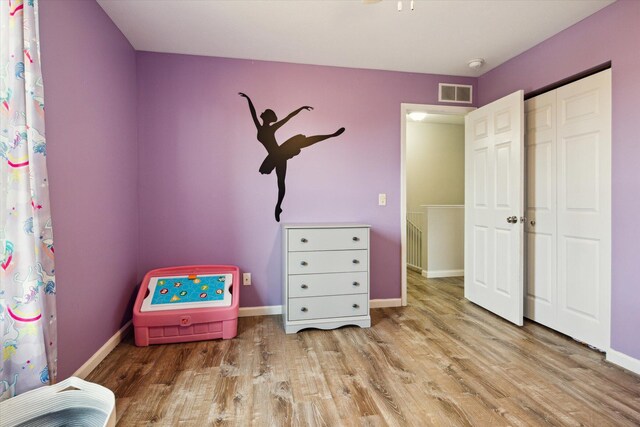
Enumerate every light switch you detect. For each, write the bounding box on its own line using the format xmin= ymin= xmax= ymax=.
xmin=378 ymin=193 xmax=387 ymax=206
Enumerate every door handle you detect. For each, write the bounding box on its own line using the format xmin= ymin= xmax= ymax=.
xmin=506 ymin=216 xmax=518 ymax=224
xmin=530 ymin=220 xmax=536 ymax=226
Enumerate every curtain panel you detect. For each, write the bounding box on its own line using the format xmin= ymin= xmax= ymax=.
xmin=1 ymin=0 xmax=57 ymax=400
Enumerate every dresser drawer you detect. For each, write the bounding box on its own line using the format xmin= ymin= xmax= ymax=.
xmin=288 ymin=250 xmax=368 ymax=275
xmin=288 ymin=228 xmax=368 ymax=252
xmin=289 ymin=272 xmax=368 ymax=298
xmin=288 ymin=294 xmax=369 ymax=321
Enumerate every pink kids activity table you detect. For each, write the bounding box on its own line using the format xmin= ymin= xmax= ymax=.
xmin=133 ymin=265 xmax=239 ymax=346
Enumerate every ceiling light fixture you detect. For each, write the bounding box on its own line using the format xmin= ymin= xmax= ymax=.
xmin=397 ymin=0 xmax=414 ymax=11
xmin=468 ymin=58 xmax=485 ymax=70
xmin=408 ymin=112 xmax=428 ymax=121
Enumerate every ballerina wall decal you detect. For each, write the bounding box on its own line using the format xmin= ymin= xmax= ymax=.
xmin=239 ymin=93 xmax=345 ymax=222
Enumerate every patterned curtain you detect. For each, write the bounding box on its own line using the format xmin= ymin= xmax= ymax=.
xmin=0 ymin=0 xmax=57 ymax=400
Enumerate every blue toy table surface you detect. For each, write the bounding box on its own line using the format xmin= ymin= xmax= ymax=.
xmin=151 ymin=275 xmax=227 ymax=305
xmin=140 ymin=273 xmax=233 ymax=313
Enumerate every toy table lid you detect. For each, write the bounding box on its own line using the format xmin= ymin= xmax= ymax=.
xmin=140 ymin=273 xmax=233 ymax=312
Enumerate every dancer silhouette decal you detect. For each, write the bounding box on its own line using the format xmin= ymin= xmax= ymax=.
xmin=239 ymin=93 xmax=345 ymax=222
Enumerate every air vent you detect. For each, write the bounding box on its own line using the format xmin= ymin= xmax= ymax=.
xmin=439 ymin=83 xmax=473 ymax=104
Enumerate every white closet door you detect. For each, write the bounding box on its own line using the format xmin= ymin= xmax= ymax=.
xmin=465 ymin=90 xmax=524 ymax=326
xmin=525 ymin=91 xmax=557 ymax=328
xmin=556 ymin=70 xmax=611 ymax=350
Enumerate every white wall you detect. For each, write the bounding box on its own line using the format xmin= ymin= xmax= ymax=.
xmin=406 ymin=121 xmax=465 ymax=211
xmin=424 ymin=206 xmax=464 ymax=277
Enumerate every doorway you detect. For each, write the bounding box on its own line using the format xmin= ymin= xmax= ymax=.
xmin=400 ymin=104 xmax=474 ymax=305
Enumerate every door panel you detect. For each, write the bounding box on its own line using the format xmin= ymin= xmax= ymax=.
xmin=465 ymin=90 xmax=524 ymax=326
xmin=564 ymin=132 xmax=599 ymax=210
xmin=557 ymin=69 xmax=611 ymax=350
xmin=524 ymin=91 xmax=557 ymax=326
xmin=563 ymin=237 xmax=600 ymax=319
xmin=525 ymin=70 xmax=611 ymax=350
xmin=495 ymin=228 xmax=513 ymax=296
xmin=474 ymin=148 xmax=489 ymax=207
xmin=473 ymin=226 xmax=488 ymax=287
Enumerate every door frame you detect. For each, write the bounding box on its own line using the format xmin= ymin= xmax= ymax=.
xmin=400 ymin=103 xmax=475 ymax=306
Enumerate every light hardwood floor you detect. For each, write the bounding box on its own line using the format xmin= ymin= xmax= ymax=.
xmin=86 ymin=270 xmax=640 ymax=426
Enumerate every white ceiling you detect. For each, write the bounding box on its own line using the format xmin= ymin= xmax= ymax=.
xmin=97 ymin=0 xmax=614 ymax=77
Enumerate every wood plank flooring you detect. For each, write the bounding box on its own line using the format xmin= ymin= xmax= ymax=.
xmin=86 ymin=270 xmax=640 ymax=426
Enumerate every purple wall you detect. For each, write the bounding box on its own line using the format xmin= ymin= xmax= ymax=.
xmin=136 ymin=53 xmax=475 ymax=307
xmin=478 ymin=0 xmax=640 ymax=359
xmin=39 ymin=0 xmax=139 ymax=379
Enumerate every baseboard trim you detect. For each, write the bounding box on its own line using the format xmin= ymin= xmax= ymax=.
xmin=407 ymin=264 xmax=422 ymax=273
xmin=73 ymin=320 xmax=132 ymax=379
xmin=370 ymin=298 xmax=402 ymax=308
xmin=238 ymin=299 xmax=403 ymax=316
xmin=239 ymin=305 xmax=282 ymax=317
xmin=423 ymin=269 xmax=464 ymax=279
xmin=606 ymin=348 xmax=640 ymax=375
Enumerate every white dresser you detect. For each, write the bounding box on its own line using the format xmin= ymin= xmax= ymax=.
xmin=282 ymin=224 xmax=371 ymax=334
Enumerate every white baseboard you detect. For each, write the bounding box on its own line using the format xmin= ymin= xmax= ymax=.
xmin=423 ymin=269 xmax=464 ymax=279
xmin=407 ymin=264 xmax=422 ymax=273
xmin=239 ymin=305 xmax=282 ymax=317
xmin=238 ymin=300 xmax=402 ymax=316
xmin=73 ymin=320 xmax=132 ymax=379
xmin=606 ymin=348 xmax=640 ymax=375
xmin=370 ymin=298 xmax=402 ymax=308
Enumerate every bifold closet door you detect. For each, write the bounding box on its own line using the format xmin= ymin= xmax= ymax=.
xmin=465 ymin=90 xmax=524 ymax=326
xmin=524 ymin=91 xmax=557 ymax=329
xmin=525 ymin=70 xmax=611 ymax=350
xmin=556 ymin=70 xmax=611 ymax=350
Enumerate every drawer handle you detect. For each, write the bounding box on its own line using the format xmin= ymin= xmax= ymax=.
xmin=300 ymin=261 xmax=308 ymax=266
xmin=352 ymin=259 xmax=360 ymax=264
xmin=300 ymin=238 xmax=308 ymax=243
xmin=353 ymin=281 xmax=360 ymax=287
xmin=301 ymin=307 xmax=308 ymax=312
xmin=301 ymin=284 xmax=308 ymax=289
xmin=352 ymin=304 xmax=360 ymax=309
xmin=352 ymin=236 xmax=360 ymax=242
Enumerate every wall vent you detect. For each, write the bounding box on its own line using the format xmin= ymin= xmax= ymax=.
xmin=439 ymin=83 xmax=473 ymax=104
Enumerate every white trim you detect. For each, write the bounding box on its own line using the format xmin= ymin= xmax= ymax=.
xmin=239 ymin=305 xmax=282 ymax=317
xmin=423 ymin=269 xmax=464 ymax=279
xmin=401 ymin=105 xmax=407 ymax=307
xmin=400 ymin=103 xmax=475 ymax=308
xmin=73 ymin=320 xmax=132 ymax=379
xmin=370 ymin=298 xmax=402 ymax=308
xmin=606 ymin=348 xmax=640 ymax=375
xmin=238 ymin=300 xmax=404 ymax=316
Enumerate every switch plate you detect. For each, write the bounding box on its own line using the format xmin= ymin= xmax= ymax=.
xmin=243 ymin=272 xmax=251 ymax=285
xmin=378 ymin=193 xmax=387 ymax=206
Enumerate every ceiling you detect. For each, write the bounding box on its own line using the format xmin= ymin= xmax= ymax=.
xmin=97 ymin=0 xmax=614 ymax=77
